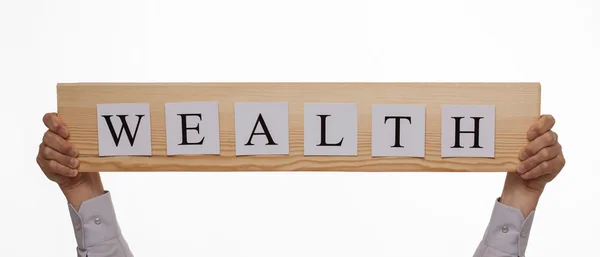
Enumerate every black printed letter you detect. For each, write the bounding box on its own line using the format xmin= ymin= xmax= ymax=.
xmin=384 ymin=116 xmax=411 ymax=148
xmin=451 ymin=117 xmax=483 ymax=148
xmin=178 ymin=113 xmax=204 ymax=145
xmin=102 ymin=114 xmax=145 ymax=147
xmin=317 ymin=114 xmax=343 ymax=146
xmin=245 ymin=114 xmax=277 ymax=146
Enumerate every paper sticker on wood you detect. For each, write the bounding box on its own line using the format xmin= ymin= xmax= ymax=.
xmin=234 ymin=102 xmax=290 ymax=156
xmin=303 ymin=103 xmax=358 ymax=156
xmin=372 ymin=104 xmax=426 ymax=157
xmin=441 ymin=105 xmax=495 ymax=158
xmin=97 ymin=103 xmax=152 ymax=156
xmin=165 ymin=102 xmax=220 ymax=156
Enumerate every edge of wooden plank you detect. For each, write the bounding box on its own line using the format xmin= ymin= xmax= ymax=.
xmin=56 ymin=82 xmax=541 ymax=172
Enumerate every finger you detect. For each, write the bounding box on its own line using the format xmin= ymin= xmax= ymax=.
xmin=41 ymin=144 xmax=79 ymax=169
xmin=37 ymin=152 xmax=78 ymax=178
xmin=527 ymin=115 xmax=555 ymax=141
xmin=43 ymin=113 xmax=68 ymax=138
xmin=43 ymin=130 xmax=78 ymax=157
xmin=521 ymin=156 xmax=563 ymax=180
xmin=519 ymin=131 xmax=558 ymax=160
xmin=36 ymin=147 xmax=44 ymax=167
xmin=559 ymin=153 xmax=566 ymax=168
xmin=517 ymin=143 xmax=561 ymax=174
xmin=36 ymin=143 xmax=45 ymax=165
xmin=46 ymin=160 xmax=78 ymax=177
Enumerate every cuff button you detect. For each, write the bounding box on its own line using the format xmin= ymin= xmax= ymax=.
xmin=502 ymin=225 xmax=509 ymax=233
xmin=94 ymin=217 xmax=102 ymax=225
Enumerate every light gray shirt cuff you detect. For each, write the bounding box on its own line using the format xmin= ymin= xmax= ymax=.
xmin=66 ymin=192 xmax=533 ymax=257
xmin=474 ymin=198 xmax=536 ymax=257
xmin=68 ymin=191 xmax=133 ymax=257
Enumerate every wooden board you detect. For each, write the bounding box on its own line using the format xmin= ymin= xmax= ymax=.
xmin=56 ymin=82 xmax=540 ymax=172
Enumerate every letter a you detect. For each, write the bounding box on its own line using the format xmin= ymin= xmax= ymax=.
xmin=245 ymin=113 xmax=278 ymax=146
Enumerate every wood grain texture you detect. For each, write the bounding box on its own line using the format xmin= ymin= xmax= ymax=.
xmin=56 ymin=82 xmax=540 ymax=172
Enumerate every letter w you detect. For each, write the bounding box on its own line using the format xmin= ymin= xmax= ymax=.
xmin=102 ymin=115 xmax=145 ymax=147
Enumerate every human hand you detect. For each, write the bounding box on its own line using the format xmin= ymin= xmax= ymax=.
xmin=500 ymin=114 xmax=566 ymax=216
xmin=36 ymin=112 xmax=104 ymax=209
xmin=515 ymin=114 xmax=566 ymax=191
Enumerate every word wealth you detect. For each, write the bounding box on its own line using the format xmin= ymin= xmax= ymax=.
xmin=96 ymin=102 xmax=495 ymax=158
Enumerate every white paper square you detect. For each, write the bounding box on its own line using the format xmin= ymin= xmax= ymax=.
xmin=234 ymin=102 xmax=289 ymax=155
xmin=441 ymin=105 xmax=495 ymax=157
xmin=165 ymin=102 xmax=220 ymax=155
xmin=97 ymin=103 xmax=152 ymax=156
xmin=304 ymin=103 xmax=357 ymax=156
xmin=372 ymin=104 xmax=425 ymax=157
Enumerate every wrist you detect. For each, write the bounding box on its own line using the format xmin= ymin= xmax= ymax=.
xmin=60 ymin=173 xmax=105 ymax=211
xmin=500 ymin=173 xmax=544 ymax=217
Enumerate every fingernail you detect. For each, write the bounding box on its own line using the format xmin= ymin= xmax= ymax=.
xmin=71 ymin=158 xmax=79 ymax=168
xmin=519 ymin=151 xmax=527 ymax=160
xmin=70 ymin=148 xmax=78 ymax=157
xmin=60 ymin=127 xmax=69 ymax=138
xmin=527 ymin=131 xmax=537 ymax=140
xmin=70 ymin=169 xmax=78 ymax=177
xmin=516 ymin=164 xmax=526 ymax=173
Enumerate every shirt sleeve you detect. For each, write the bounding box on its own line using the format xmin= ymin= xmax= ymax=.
xmin=67 ymin=191 xmax=134 ymax=257
xmin=473 ymin=198 xmax=535 ymax=257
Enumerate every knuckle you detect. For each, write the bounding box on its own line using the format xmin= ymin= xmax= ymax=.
xmin=525 ymin=146 xmax=535 ymax=156
xmin=522 ymin=168 xmax=535 ymax=179
xmin=43 ymin=146 xmax=53 ymax=158
xmin=535 ymin=126 xmax=544 ymax=134
xmin=540 ymin=161 xmax=550 ymax=170
xmin=523 ymin=158 xmax=536 ymax=170
xmin=48 ymin=160 xmax=59 ymax=171
xmin=551 ymin=145 xmax=560 ymax=156
xmin=43 ymin=130 xmax=53 ymax=143
xmin=532 ymin=167 xmax=542 ymax=177
xmin=62 ymin=144 xmax=73 ymax=155
xmin=523 ymin=161 xmax=533 ymax=171
xmin=559 ymin=155 xmax=566 ymax=167
xmin=544 ymin=132 xmax=554 ymax=144
xmin=539 ymin=148 xmax=550 ymax=159
xmin=49 ymin=160 xmax=67 ymax=175
xmin=555 ymin=144 xmax=563 ymax=156
xmin=523 ymin=146 xmax=532 ymax=155
xmin=36 ymin=155 xmax=42 ymax=166
xmin=550 ymin=132 xmax=558 ymax=144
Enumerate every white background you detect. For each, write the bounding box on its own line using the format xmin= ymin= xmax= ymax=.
xmin=1 ymin=0 xmax=598 ymax=256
